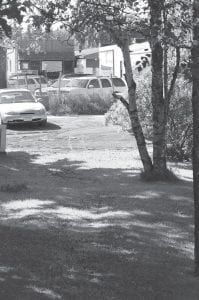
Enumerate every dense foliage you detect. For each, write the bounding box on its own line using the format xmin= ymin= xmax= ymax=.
xmin=105 ymin=68 xmax=192 ymax=161
xmin=49 ymin=93 xmax=111 ymax=115
xmin=0 ymin=0 xmax=29 ymax=38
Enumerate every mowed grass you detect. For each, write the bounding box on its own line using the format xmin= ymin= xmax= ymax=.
xmin=0 ymin=149 xmax=198 ymax=300
xmin=0 ymin=115 xmax=197 ymax=300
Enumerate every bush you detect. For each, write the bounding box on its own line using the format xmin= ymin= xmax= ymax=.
xmin=105 ymin=69 xmax=192 ymax=161
xmin=49 ymin=93 xmax=112 ymax=115
xmin=166 ymin=79 xmax=192 ymax=161
xmin=104 ymin=100 xmax=131 ymax=130
xmin=105 ymin=69 xmax=152 ymax=137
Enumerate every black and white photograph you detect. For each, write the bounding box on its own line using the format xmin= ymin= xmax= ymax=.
xmin=0 ymin=0 xmax=199 ymax=299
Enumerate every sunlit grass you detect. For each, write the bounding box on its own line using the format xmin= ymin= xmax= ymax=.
xmin=27 ymin=286 xmax=62 ymax=299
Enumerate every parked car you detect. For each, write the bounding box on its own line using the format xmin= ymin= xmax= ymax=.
xmin=0 ymin=89 xmax=47 ymax=126
xmin=8 ymin=74 xmax=49 ymax=109
xmin=8 ymin=74 xmax=48 ymax=92
xmin=46 ymin=76 xmax=128 ymax=103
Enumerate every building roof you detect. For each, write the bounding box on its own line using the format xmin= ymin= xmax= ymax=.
xmin=19 ymin=39 xmax=75 ymax=61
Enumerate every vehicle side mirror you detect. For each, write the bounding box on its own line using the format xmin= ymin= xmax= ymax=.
xmin=88 ymin=85 xmax=94 ymax=89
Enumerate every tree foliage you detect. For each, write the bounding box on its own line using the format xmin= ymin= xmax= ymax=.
xmin=0 ymin=0 xmax=31 ymax=88
xmin=34 ymin=0 xmax=192 ymax=177
xmin=0 ymin=0 xmax=30 ymax=38
xmin=2 ymin=0 xmax=192 ymax=177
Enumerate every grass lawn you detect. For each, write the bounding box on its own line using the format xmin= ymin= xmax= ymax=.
xmin=0 ymin=116 xmax=198 ymax=299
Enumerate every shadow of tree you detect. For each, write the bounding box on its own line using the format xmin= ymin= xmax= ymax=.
xmin=0 ymin=151 xmax=198 ymax=300
xmin=7 ymin=121 xmax=61 ymax=131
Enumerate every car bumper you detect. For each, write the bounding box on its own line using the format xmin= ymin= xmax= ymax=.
xmin=2 ymin=115 xmax=47 ymax=125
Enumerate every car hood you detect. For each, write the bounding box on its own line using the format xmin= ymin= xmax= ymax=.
xmin=0 ymin=102 xmax=46 ymax=114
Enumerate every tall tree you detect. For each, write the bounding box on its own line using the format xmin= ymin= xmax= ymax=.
xmin=191 ymin=0 xmax=199 ymax=276
xmin=37 ymin=0 xmax=190 ymax=178
xmin=148 ymin=0 xmax=191 ymax=176
xmin=149 ymin=0 xmax=167 ymax=175
xmin=36 ymin=0 xmax=154 ymax=173
xmin=0 ymin=0 xmax=31 ymax=88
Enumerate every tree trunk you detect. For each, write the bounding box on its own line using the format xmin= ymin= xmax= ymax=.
xmin=149 ymin=0 xmax=167 ymax=175
xmin=121 ymin=36 xmax=153 ymax=173
xmin=191 ymin=0 xmax=199 ymax=276
xmin=0 ymin=46 xmax=7 ymax=89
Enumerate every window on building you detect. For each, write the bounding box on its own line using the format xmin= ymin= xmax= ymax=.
xmin=21 ymin=62 xmax=29 ymax=70
xmin=101 ymin=78 xmax=111 ymax=88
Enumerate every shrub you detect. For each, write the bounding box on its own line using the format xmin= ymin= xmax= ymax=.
xmin=105 ymin=69 xmax=192 ymax=161
xmin=104 ymin=100 xmax=131 ymax=130
xmin=49 ymin=92 xmax=111 ymax=115
xmin=105 ymin=69 xmax=152 ymax=137
xmin=166 ymin=79 xmax=192 ymax=161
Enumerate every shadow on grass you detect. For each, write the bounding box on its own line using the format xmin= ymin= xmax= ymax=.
xmin=7 ymin=121 xmax=61 ymax=131
xmin=0 ymin=151 xmax=197 ymax=300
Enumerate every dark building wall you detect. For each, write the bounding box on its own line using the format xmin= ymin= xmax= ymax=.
xmin=63 ymin=61 xmax=74 ymax=73
xmin=19 ymin=39 xmax=75 ymax=61
xmin=20 ymin=60 xmax=74 ymax=73
xmin=18 ymin=39 xmax=75 ymax=76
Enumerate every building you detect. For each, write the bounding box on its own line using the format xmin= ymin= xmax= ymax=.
xmin=7 ymin=39 xmax=75 ymax=79
xmin=74 ymin=42 xmax=151 ymax=77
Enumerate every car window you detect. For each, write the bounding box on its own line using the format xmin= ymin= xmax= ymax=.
xmin=52 ymin=79 xmax=70 ymax=88
xmin=101 ymin=78 xmax=112 ymax=88
xmin=35 ymin=77 xmax=47 ymax=84
xmin=0 ymin=91 xmax=35 ymax=104
xmin=88 ymin=79 xmax=100 ymax=88
xmin=111 ymin=78 xmax=126 ymax=87
xmin=52 ymin=78 xmax=89 ymax=88
xmin=14 ymin=78 xmax=26 ymax=85
xmin=27 ymin=78 xmax=36 ymax=85
xmin=9 ymin=78 xmax=27 ymax=85
xmin=8 ymin=79 xmax=19 ymax=85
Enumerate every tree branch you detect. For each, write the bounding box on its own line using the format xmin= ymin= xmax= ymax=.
xmin=112 ymin=91 xmax=129 ymax=111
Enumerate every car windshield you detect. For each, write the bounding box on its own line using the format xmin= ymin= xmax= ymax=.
xmin=8 ymin=79 xmax=26 ymax=85
xmin=0 ymin=91 xmax=35 ymax=104
xmin=35 ymin=77 xmax=47 ymax=84
xmin=52 ymin=78 xmax=89 ymax=88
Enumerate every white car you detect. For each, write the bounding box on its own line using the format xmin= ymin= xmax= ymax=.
xmin=0 ymin=89 xmax=47 ymax=126
xmin=7 ymin=75 xmax=49 ymax=110
xmin=7 ymin=75 xmax=48 ymax=94
xmin=46 ymin=76 xmax=128 ymax=103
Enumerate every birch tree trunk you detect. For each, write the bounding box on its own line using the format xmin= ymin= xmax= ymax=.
xmin=121 ymin=36 xmax=153 ymax=173
xmin=191 ymin=0 xmax=199 ymax=276
xmin=149 ymin=0 xmax=167 ymax=175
